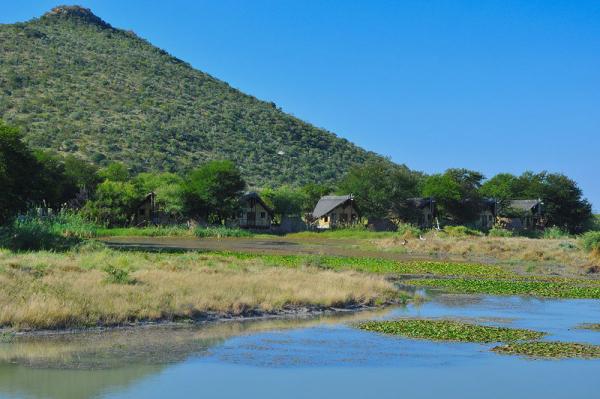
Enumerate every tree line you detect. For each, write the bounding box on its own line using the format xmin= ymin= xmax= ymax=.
xmin=1 ymin=120 xmax=594 ymax=233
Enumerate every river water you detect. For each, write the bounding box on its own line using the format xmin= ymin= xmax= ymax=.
xmin=1 ymin=293 xmax=599 ymax=399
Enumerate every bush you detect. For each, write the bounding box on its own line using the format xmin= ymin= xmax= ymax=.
xmin=97 ymin=225 xmax=191 ymax=237
xmin=0 ymin=212 xmax=98 ymax=251
xmin=488 ymin=228 xmax=513 ymax=238
xmin=103 ymin=265 xmax=134 ymax=284
xmin=194 ymin=226 xmax=253 ymax=238
xmin=581 ymin=231 xmax=600 ymax=255
xmin=396 ymin=224 xmax=422 ymax=239
xmin=542 ymin=227 xmax=571 ymax=239
xmin=443 ymin=225 xmax=483 ymax=237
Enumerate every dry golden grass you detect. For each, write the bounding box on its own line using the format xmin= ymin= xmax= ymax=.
xmin=0 ymin=249 xmax=400 ymax=331
xmin=375 ymin=234 xmax=595 ymax=274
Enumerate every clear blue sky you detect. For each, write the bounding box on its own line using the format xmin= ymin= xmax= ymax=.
xmin=3 ymin=1 xmax=599 ymax=210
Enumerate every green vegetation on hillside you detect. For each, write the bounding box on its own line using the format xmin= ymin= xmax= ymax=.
xmin=0 ymin=6 xmax=379 ymax=187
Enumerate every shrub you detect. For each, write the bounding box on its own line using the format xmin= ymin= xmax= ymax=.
xmin=0 ymin=212 xmax=97 ymax=251
xmin=443 ymin=225 xmax=482 ymax=237
xmin=581 ymin=231 xmax=600 ymax=255
xmin=103 ymin=265 xmax=135 ymax=284
xmin=0 ymin=218 xmax=78 ymax=251
xmin=396 ymin=224 xmax=422 ymax=239
xmin=194 ymin=226 xmax=253 ymax=238
xmin=542 ymin=227 xmax=571 ymax=239
xmin=488 ymin=227 xmax=513 ymax=238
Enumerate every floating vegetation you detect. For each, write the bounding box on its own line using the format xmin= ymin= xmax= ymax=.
xmin=577 ymin=323 xmax=600 ymax=331
xmin=357 ymin=319 xmax=545 ymax=343
xmin=492 ymin=341 xmax=600 ymax=359
xmin=405 ymin=278 xmax=600 ymax=299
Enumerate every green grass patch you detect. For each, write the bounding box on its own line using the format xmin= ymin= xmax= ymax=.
xmin=405 ymin=278 xmax=600 ymax=299
xmin=223 ymin=253 xmax=510 ymax=278
xmin=542 ymin=227 xmax=571 ymax=239
xmin=97 ymin=225 xmax=254 ymax=238
xmin=357 ymin=319 xmax=545 ymax=343
xmin=97 ymin=225 xmax=193 ymax=237
xmin=581 ymin=231 xmax=600 ymax=254
xmin=194 ymin=226 xmax=254 ymax=238
xmin=0 ymin=213 xmax=97 ymax=251
xmin=443 ymin=226 xmax=483 ymax=237
xmin=492 ymin=341 xmax=600 ymax=359
xmin=488 ymin=228 xmax=514 ymax=237
xmin=289 ymin=228 xmax=401 ymax=240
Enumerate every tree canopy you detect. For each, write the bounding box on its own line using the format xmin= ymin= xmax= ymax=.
xmin=0 ymin=121 xmax=39 ymax=222
xmin=184 ymin=160 xmax=246 ymax=223
xmin=481 ymin=171 xmax=592 ymax=232
xmin=338 ymin=159 xmax=421 ymax=219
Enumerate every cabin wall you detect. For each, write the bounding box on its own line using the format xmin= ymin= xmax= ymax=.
xmin=317 ymin=203 xmax=359 ymax=229
xmin=477 ymin=210 xmax=495 ymax=230
xmin=238 ymin=201 xmax=271 ymax=228
xmin=133 ymin=201 xmax=153 ymax=225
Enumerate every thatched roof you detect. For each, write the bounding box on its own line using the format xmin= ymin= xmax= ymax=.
xmin=405 ymin=197 xmax=436 ymax=209
xmin=508 ymin=199 xmax=542 ymax=211
xmin=312 ymin=195 xmax=354 ymax=218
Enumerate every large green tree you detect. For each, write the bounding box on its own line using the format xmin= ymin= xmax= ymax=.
xmin=422 ymin=168 xmax=484 ymax=224
xmin=134 ymin=172 xmax=185 ymax=217
xmin=0 ymin=121 xmax=39 ymax=223
xmin=262 ymin=186 xmax=306 ymax=221
xmin=480 ymin=171 xmax=592 ymax=233
xmin=338 ymin=159 xmax=421 ymax=219
xmin=184 ymin=160 xmax=246 ymax=223
xmin=82 ymin=180 xmax=142 ymax=226
xmin=300 ymin=183 xmax=333 ymax=213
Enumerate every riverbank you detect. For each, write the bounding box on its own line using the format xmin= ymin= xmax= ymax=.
xmin=2 ymin=234 xmax=600 ymax=332
xmin=0 ymin=248 xmax=404 ymax=332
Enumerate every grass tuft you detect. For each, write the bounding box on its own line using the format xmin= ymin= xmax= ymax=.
xmin=103 ymin=265 xmax=135 ymax=285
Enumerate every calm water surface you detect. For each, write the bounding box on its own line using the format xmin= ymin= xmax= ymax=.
xmin=1 ymin=293 xmax=599 ymax=399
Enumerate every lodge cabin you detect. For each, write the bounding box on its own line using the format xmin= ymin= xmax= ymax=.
xmin=398 ymin=197 xmax=437 ymax=228
xmin=133 ymin=192 xmax=179 ymax=226
xmin=312 ymin=195 xmax=359 ymax=229
xmin=237 ymin=192 xmax=273 ymax=229
xmin=476 ymin=198 xmax=498 ymax=230
xmin=499 ymin=199 xmax=544 ymax=230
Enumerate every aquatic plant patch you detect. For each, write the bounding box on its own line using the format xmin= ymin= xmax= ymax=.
xmin=357 ymin=319 xmax=545 ymax=343
xmin=230 ymin=253 xmax=511 ymax=278
xmin=405 ymin=278 xmax=600 ymax=299
xmin=492 ymin=341 xmax=600 ymax=359
xmin=577 ymin=323 xmax=600 ymax=331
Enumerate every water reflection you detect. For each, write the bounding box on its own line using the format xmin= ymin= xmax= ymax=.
xmin=1 ymin=295 xmax=600 ymax=399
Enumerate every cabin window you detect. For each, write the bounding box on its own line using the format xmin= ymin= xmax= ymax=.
xmin=260 ymin=212 xmax=266 ymax=218
xmin=324 ymin=216 xmax=329 ymax=222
